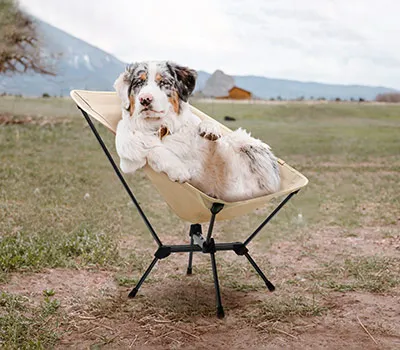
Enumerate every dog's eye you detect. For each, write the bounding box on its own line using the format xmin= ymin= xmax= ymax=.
xmin=159 ymin=79 xmax=172 ymax=88
xmin=133 ymin=79 xmax=144 ymax=87
xmin=130 ymin=79 xmax=145 ymax=93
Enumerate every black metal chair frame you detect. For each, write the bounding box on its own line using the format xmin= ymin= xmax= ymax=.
xmin=80 ymin=108 xmax=299 ymax=318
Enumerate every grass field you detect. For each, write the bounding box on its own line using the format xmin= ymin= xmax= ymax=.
xmin=1 ymin=96 xmax=399 ymax=349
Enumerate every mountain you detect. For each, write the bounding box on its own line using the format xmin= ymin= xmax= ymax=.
xmin=195 ymin=71 xmax=211 ymax=92
xmin=0 ymin=17 xmax=125 ymax=96
xmin=201 ymin=70 xmax=234 ymax=97
xmin=200 ymin=71 xmax=397 ymax=100
xmin=232 ymin=75 xmax=397 ymax=100
xmin=0 ymin=17 xmax=397 ymax=100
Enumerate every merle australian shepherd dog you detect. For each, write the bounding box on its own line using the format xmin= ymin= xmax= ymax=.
xmin=114 ymin=61 xmax=280 ymax=202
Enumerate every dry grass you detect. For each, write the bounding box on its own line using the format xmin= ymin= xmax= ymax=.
xmin=0 ymin=96 xmax=399 ymax=349
xmin=310 ymin=256 xmax=400 ymax=293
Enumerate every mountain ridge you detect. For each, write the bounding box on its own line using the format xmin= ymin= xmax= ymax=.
xmin=0 ymin=17 xmax=397 ymax=100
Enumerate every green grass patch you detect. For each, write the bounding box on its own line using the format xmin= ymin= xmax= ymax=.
xmin=115 ymin=275 xmax=138 ymax=287
xmin=0 ymin=228 xmax=120 ymax=272
xmin=0 ymin=291 xmax=62 ymax=349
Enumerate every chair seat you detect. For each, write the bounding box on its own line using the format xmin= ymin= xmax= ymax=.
xmin=70 ymin=90 xmax=308 ymax=223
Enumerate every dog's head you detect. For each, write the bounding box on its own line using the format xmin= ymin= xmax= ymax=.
xmin=114 ymin=61 xmax=197 ymax=121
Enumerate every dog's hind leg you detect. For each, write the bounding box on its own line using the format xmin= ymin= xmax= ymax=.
xmin=240 ymin=142 xmax=280 ymax=193
xmin=223 ymin=129 xmax=281 ymax=194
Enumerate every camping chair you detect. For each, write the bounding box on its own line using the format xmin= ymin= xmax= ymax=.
xmin=70 ymin=90 xmax=308 ymax=318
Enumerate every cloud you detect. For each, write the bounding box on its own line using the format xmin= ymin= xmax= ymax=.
xmin=20 ymin=0 xmax=400 ymax=89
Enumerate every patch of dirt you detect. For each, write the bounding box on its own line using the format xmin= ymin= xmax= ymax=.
xmin=293 ymin=292 xmax=400 ymax=350
xmin=316 ymin=162 xmax=400 ymax=169
xmin=1 ymin=268 xmax=117 ymax=309
xmin=2 ymin=225 xmax=399 ymax=349
xmin=266 ymin=226 xmax=400 ymax=267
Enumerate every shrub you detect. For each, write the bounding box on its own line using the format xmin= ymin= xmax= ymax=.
xmin=376 ymin=92 xmax=400 ymax=103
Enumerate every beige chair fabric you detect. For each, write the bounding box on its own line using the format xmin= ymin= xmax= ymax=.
xmin=70 ymin=90 xmax=308 ymax=223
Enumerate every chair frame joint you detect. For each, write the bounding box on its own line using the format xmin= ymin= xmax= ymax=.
xmin=211 ymin=203 xmax=224 ymax=215
xmin=202 ymin=238 xmax=216 ymax=254
xmin=233 ymin=243 xmax=248 ymax=256
xmin=154 ymin=246 xmax=171 ymax=259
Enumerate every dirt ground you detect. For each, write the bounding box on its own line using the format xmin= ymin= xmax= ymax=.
xmin=2 ymin=225 xmax=399 ymax=349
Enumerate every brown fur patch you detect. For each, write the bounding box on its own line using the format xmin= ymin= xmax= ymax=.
xmin=129 ymin=95 xmax=135 ymax=116
xmin=139 ymin=73 xmax=147 ymax=81
xmin=155 ymin=73 xmax=162 ymax=81
xmin=169 ymin=91 xmax=180 ymax=114
xmin=158 ymin=126 xmax=170 ymax=140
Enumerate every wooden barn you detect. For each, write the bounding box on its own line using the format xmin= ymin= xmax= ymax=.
xmin=216 ymin=86 xmax=252 ymax=100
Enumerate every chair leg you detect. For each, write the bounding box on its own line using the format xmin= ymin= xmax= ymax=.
xmin=210 ymin=252 xmax=224 ymax=318
xmin=128 ymin=257 xmax=159 ymax=298
xmin=187 ymin=234 xmax=194 ymax=275
xmin=244 ymin=252 xmax=275 ymax=292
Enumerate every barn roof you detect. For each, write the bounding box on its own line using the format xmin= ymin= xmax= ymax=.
xmin=228 ymin=86 xmax=252 ymax=94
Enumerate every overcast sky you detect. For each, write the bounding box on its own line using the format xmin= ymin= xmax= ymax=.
xmin=20 ymin=0 xmax=400 ymax=89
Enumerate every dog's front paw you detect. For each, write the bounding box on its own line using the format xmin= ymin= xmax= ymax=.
xmin=167 ymin=169 xmax=191 ymax=183
xmin=120 ymin=158 xmax=145 ymax=173
xmin=198 ymin=121 xmax=221 ymax=141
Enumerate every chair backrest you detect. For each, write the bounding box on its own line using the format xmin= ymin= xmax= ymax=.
xmin=71 ymin=90 xmax=308 ymax=223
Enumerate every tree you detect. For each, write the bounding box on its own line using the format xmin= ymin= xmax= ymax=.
xmin=376 ymin=92 xmax=400 ymax=103
xmin=0 ymin=0 xmax=54 ymax=75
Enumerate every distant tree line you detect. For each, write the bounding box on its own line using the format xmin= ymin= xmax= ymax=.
xmin=267 ymin=96 xmax=368 ymax=102
xmin=376 ymin=93 xmax=400 ymax=103
xmin=1 ymin=92 xmax=58 ymax=98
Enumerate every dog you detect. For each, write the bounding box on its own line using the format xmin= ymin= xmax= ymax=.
xmin=224 ymin=115 xmax=236 ymax=122
xmin=114 ymin=61 xmax=280 ymax=202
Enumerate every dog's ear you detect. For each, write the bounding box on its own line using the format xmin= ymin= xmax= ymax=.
xmin=114 ymin=63 xmax=138 ymax=114
xmin=114 ymin=71 xmax=130 ymax=110
xmin=167 ymin=62 xmax=197 ymax=102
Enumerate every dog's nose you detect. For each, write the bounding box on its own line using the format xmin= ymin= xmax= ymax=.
xmin=139 ymin=93 xmax=153 ymax=106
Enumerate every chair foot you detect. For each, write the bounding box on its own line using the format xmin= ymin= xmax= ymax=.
xmin=217 ymin=305 xmax=225 ymax=319
xmin=186 ymin=267 xmax=193 ymax=275
xmin=265 ymin=280 xmax=276 ymax=292
xmin=127 ymin=257 xmax=158 ymax=299
xmin=128 ymin=288 xmax=138 ymax=298
xmin=244 ymin=252 xmax=275 ymax=292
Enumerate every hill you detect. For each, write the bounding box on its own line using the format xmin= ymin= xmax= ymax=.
xmin=200 ymin=71 xmax=397 ymax=100
xmin=0 ymin=17 xmax=397 ymax=100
